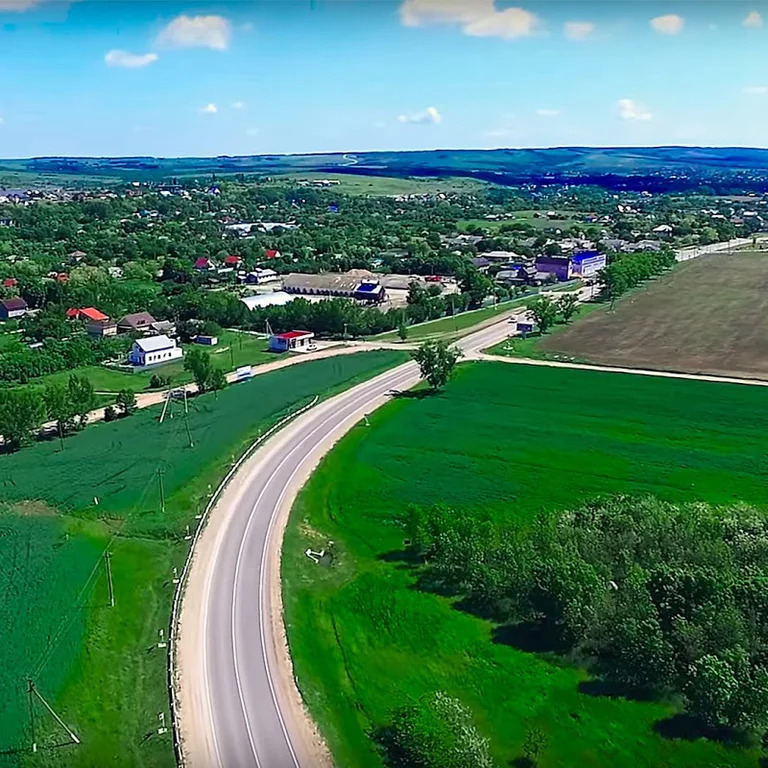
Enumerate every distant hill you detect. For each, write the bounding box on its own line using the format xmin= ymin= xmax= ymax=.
xmin=4 ymin=146 xmax=768 ymax=188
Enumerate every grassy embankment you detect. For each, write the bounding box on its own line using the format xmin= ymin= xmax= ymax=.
xmin=375 ymin=282 xmax=582 ymax=343
xmin=284 ymin=362 xmax=768 ymax=768
xmin=0 ymin=349 xmax=406 ymax=768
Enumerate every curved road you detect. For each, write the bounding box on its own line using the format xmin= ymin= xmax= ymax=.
xmin=176 ymin=320 xmax=512 ymax=768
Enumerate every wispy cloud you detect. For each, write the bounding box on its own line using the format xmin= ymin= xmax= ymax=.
xmin=201 ymin=103 xmax=218 ymax=114
xmin=0 ymin=0 xmax=69 ymax=10
xmin=157 ymin=14 xmax=231 ymax=50
xmin=744 ymin=10 xmax=763 ymax=28
xmin=397 ymin=106 xmax=442 ymax=125
xmin=400 ymin=0 xmax=539 ymax=39
xmin=104 ymin=50 xmax=158 ymax=69
xmin=535 ymin=108 xmax=561 ymax=117
xmin=564 ymin=21 xmax=593 ymax=40
xmin=617 ymin=98 xmax=652 ymax=121
xmin=743 ymin=85 xmax=768 ymax=95
xmin=650 ymin=14 xmax=684 ymax=35
xmin=232 ymin=101 xmax=245 ymax=110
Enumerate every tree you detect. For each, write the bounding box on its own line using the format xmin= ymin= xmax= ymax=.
xmin=397 ymin=319 xmax=409 ymax=341
xmin=411 ymin=340 xmax=462 ymax=391
xmin=68 ymin=374 xmax=96 ymax=427
xmin=382 ymin=692 xmax=494 ymax=768
xmin=0 ymin=388 xmax=45 ymax=450
xmin=115 ymin=388 xmax=137 ymax=417
xmin=526 ymin=297 xmax=558 ymax=334
xmin=43 ymin=382 xmax=76 ymax=438
xmin=209 ymin=367 xmax=227 ymax=397
xmin=459 ymin=267 xmax=492 ymax=308
xmin=184 ymin=347 xmax=214 ymax=392
xmin=521 ymin=727 xmax=547 ymax=768
xmin=556 ymin=293 xmax=579 ymax=323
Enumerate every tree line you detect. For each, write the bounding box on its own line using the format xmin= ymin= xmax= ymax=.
xmin=598 ymin=249 xmax=677 ymax=304
xmin=406 ymin=495 xmax=768 ymax=739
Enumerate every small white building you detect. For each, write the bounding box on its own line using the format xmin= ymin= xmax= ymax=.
xmin=269 ymin=330 xmax=314 ymax=352
xmin=129 ymin=334 xmax=183 ymax=367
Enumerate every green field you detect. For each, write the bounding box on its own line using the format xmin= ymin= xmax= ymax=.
xmin=276 ymin=172 xmax=486 ymax=196
xmin=458 ymin=210 xmax=585 ymax=232
xmin=283 ymin=362 xmax=768 ymax=768
xmin=0 ymin=349 xmax=406 ymax=767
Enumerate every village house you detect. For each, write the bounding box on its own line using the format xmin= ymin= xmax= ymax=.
xmin=68 ymin=307 xmax=117 ymax=337
xmin=129 ymin=335 xmax=183 ymax=366
xmin=118 ymin=311 xmax=157 ymax=335
xmin=0 ymin=297 xmax=27 ymax=319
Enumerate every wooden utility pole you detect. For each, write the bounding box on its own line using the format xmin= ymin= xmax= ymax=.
xmin=104 ymin=551 xmax=115 ymax=607
xmin=158 ymin=469 xmax=165 ymax=513
xmin=28 ymin=681 xmax=81 ymax=748
xmin=28 ymin=680 xmax=36 ymax=753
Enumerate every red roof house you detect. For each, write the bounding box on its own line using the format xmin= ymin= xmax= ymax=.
xmin=194 ymin=257 xmax=213 ymax=270
xmin=224 ymin=254 xmax=242 ymax=266
xmin=68 ymin=307 xmax=109 ymax=322
xmin=268 ymin=329 xmax=314 ymax=352
xmin=56 ymin=272 xmax=69 ymax=283
xmin=2 ymin=277 xmax=17 ymax=288
xmin=265 ymin=249 xmax=281 ymax=260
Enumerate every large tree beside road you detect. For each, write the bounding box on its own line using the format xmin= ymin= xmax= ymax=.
xmin=411 ymin=340 xmax=462 ymax=391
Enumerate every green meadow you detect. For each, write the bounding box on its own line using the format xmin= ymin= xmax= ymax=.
xmin=0 ymin=350 xmax=405 ymax=767
xmin=283 ymin=362 xmax=768 ymax=768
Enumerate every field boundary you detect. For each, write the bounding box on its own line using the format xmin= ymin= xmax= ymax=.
xmin=166 ymin=394 xmax=320 ymax=768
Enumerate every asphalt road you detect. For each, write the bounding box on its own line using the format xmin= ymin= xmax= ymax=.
xmin=177 ymin=320 xmax=515 ymax=768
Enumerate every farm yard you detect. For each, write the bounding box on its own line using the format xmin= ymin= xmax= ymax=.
xmin=0 ymin=349 xmax=405 ymax=767
xmin=283 ymin=361 xmax=768 ymax=768
xmin=527 ymin=251 xmax=768 ymax=379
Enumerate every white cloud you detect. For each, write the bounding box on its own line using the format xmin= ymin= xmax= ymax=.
xmin=536 ymin=108 xmax=560 ymax=116
xmin=0 ymin=0 xmax=61 ymax=10
xmin=201 ymin=103 xmax=218 ymax=114
xmin=0 ymin=117 xmax=5 ymax=125
xmin=650 ymin=14 xmax=684 ymax=35
xmin=104 ymin=50 xmax=158 ymax=69
xmin=399 ymin=0 xmax=539 ymax=39
xmin=157 ymin=14 xmax=231 ymax=50
xmin=232 ymin=101 xmax=245 ymax=110
xmin=744 ymin=10 xmax=763 ymax=27
xmin=564 ymin=21 xmax=594 ymax=40
xmin=743 ymin=85 xmax=768 ymax=94
xmin=397 ymin=106 xmax=442 ymax=124
xmin=617 ymin=98 xmax=652 ymax=121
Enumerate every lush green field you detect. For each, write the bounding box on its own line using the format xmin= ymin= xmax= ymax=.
xmin=458 ymin=210 xmax=584 ymax=232
xmin=0 ymin=349 xmax=406 ymax=767
xmin=283 ymin=362 xmax=768 ymax=768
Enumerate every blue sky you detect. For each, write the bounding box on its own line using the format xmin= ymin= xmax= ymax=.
xmin=1 ymin=0 xmax=768 ymax=157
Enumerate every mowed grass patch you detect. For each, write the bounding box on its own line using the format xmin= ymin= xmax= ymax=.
xmin=536 ymin=251 xmax=768 ymax=379
xmin=0 ymin=350 xmax=406 ymax=766
xmin=283 ymin=362 xmax=768 ymax=768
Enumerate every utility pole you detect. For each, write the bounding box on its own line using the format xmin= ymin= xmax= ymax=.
xmin=28 ymin=681 xmax=81 ymax=748
xmin=229 ymin=345 xmax=235 ymax=369
xmin=184 ymin=414 xmax=194 ymax=449
xmin=28 ymin=680 xmax=36 ymax=754
xmin=104 ymin=551 xmax=115 ymax=607
xmin=158 ymin=468 xmax=165 ymax=513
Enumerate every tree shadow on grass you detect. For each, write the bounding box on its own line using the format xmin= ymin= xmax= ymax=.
xmin=389 ymin=388 xmax=434 ymax=400
xmin=654 ymin=714 xmax=750 ymax=747
xmin=491 ymin=621 xmax=569 ymax=654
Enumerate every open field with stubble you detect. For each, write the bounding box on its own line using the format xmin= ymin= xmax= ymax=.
xmin=283 ymin=361 xmax=768 ymax=768
xmin=532 ymin=251 xmax=768 ymax=378
xmin=0 ymin=350 xmax=405 ymax=768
